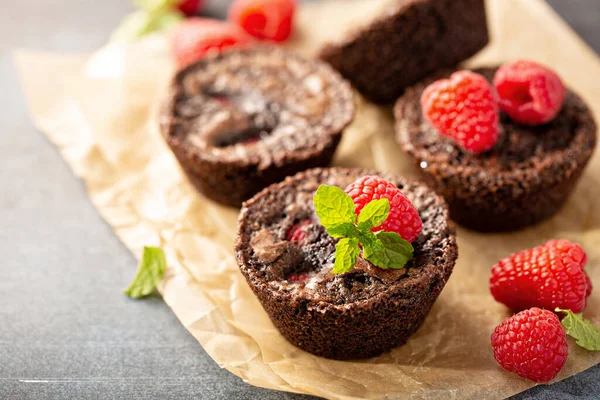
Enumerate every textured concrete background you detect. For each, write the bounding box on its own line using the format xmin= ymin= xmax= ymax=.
xmin=1 ymin=0 xmax=598 ymax=399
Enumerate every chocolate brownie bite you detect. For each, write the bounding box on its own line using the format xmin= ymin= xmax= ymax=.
xmin=395 ymin=67 xmax=597 ymax=232
xmin=235 ymin=168 xmax=457 ymax=360
xmin=318 ymin=0 xmax=489 ymax=104
xmin=160 ymin=47 xmax=355 ymax=207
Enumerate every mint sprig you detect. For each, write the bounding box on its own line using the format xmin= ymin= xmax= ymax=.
xmin=124 ymin=247 xmax=167 ymax=299
xmin=332 ymin=238 xmax=361 ymax=274
xmin=314 ymin=185 xmax=414 ymax=274
xmin=111 ymin=0 xmax=184 ymax=42
xmin=556 ymin=309 xmax=600 ymax=351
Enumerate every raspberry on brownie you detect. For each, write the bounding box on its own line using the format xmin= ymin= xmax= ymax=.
xmin=160 ymin=47 xmax=355 ymax=207
xmin=235 ymin=168 xmax=457 ymax=360
xmin=318 ymin=0 xmax=489 ymax=104
xmin=395 ymin=67 xmax=597 ymax=232
xmin=345 ymin=175 xmax=422 ymax=242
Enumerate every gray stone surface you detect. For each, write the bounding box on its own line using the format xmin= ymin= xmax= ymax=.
xmin=0 ymin=1 xmax=598 ymax=399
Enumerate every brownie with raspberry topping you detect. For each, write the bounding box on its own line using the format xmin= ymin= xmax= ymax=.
xmin=318 ymin=0 xmax=488 ymax=104
xmin=160 ymin=47 xmax=355 ymax=207
xmin=395 ymin=67 xmax=597 ymax=232
xmin=235 ymin=167 xmax=457 ymax=360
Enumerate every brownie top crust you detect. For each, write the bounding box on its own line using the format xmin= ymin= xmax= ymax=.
xmin=395 ymin=68 xmax=597 ymax=176
xmin=160 ymin=47 xmax=355 ymax=169
xmin=235 ymin=168 xmax=457 ymax=306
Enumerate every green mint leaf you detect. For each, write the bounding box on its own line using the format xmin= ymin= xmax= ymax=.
xmin=133 ymin=0 xmax=178 ymax=11
xmin=111 ymin=4 xmax=183 ymax=42
xmin=314 ymin=185 xmax=415 ymax=274
xmin=357 ymin=230 xmax=381 ymax=250
xmin=314 ymin=185 xmax=357 ymax=230
xmin=124 ymin=247 xmax=167 ymax=299
xmin=147 ymin=10 xmax=184 ymax=32
xmin=326 ymin=222 xmax=356 ymax=239
xmin=364 ymin=232 xmax=413 ymax=269
xmin=557 ymin=309 xmax=600 ymax=351
xmin=357 ymin=198 xmax=390 ymax=232
xmin=111 ymin=11 xmax=153 ymax=42
xmin=332 ymin=238 xmax=360 ymax=274
xmin=362 ymin=237 xmax=385 ymax=264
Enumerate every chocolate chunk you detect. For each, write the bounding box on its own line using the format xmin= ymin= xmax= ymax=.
xmin=235 ymin=167 xmax=458 ymax=360
xmin=160 ymin=47 xmax=355 ymax=207
xmin=319 ymin=0 xmax=489 ymax=104
xmin=395 ymin=67 xmax=598 ymax=232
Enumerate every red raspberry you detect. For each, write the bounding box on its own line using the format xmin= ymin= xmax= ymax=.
xmin=491 ymin=308 xmax=568 ymax=383
xmin=178 ymin=0 xmax=203 ymax=16
xmin=171 ymin=18 xmax=252 ymax=68
xmin=490 ymin=239 xmax=590 ymax=313
xmin=287 ymin=219 xmax=312 ymax=244
xmin=421 ymin=71 xmax=499 ymax=153
xmin=228 ymin=0 xmax=295 ymax=42
xmin=288 ymin=272 xmax=309 ymax=282
xmin=494 ymin=60 xmax=566 ymax=125
xmin=345 ymin=176 xmax=422 ymax=243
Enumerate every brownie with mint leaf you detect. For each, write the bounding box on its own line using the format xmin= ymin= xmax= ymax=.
xmin=235 ymin=167 xmax=457 ymax=360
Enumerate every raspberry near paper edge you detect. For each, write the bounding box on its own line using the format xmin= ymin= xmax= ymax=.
xmin=494 ymin=59 xmax=566 ymax=125
xmin=171 ymin=18 xmax=252 ymax=68
xmin=345 ymin=176 xmax=423 ymax=243
xmin=490 ymin=239 xmax=590 ymax=313
xmin=229 ymin=0 xmax=296 ymax=42
xmin=178 ymin=0 xmax=203 ymax=16
xmin=491 ymin=307 xmax=568 ymax=383
xmin=420 ymin=70 xmax=499 ymax=153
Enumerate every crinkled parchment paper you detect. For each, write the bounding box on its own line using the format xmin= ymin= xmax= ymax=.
xmin=15 ymin=0 xmax=600 ymax=398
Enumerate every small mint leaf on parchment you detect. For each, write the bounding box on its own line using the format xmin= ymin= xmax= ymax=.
xmin=556 ymin=309 xmax=600 ymax=351
xmin=364 ymin=232 xmax=413 ymax=270
xmin=111 ymin=11 xmax=153 ymax=42
xmin=133 ymin=0 xmax=178 ymax=11
xmin=124 ymin=247 xmax=167 ymax=299
xmin=150 ymin=11 xmax=184 ymax=31
xmin=111 ymin=1 xmax=183 ymax=42
xmin=314 ymin=185 xmax=356 ymax=231
xmin=332 ymin=238 xmax=360 ymax=274
xmin=357 ymin=198 xmax=389 ymax=232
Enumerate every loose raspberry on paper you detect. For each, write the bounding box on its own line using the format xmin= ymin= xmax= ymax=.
xmin=421 ymin=70 xmax=499 ymax=153
xmin=494 ymin=60 xmax=566 ymax=125
xmin=171 ymin=18 xmax=252 ymax=68
xmin=345 ymin=176 xmax=422 ymax=243
xmin=490 ymin=239 xmax=590 ymax=313
xmin=491 ymin=307 xmax=568 ymax=383
xmin=178 ymin=0 xmax=203 ymax=16
xmin=229 ymin=0 xmax=296 ymax=42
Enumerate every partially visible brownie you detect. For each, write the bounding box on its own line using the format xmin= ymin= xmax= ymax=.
xmin=235 ymin=168 xmax=458 ymax=360
xmin=160 ymin=47 xmax=355 ymax=207
xmin=395 ymin=67 xmax=597 ymax=232
xmin=319 ymin=0 xmax=489 ymax=104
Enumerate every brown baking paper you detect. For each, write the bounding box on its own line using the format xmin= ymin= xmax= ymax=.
xmin=15 ymin=0 xmax=600 ymax=398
